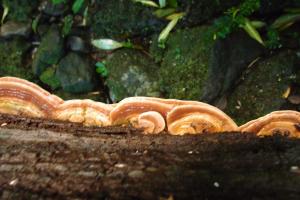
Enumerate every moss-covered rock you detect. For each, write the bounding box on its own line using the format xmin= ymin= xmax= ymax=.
xmin=201 ymin=31 xmax=265 ymax=103
xmin=2 ymin=0 xmax=39 ymax=22
xmin=56 ymin=52 xmax=96 ymax=94
xmin=225 ymin=51 xmax=297 ymax=125
xmin=90 ymin=0 xmax=164 ymax=38
xmin=155 ymin=26 xmax=214 ymax=100
xmin=105 ymin=49 xmax=160 ymax=102
xmin=32 ymin=26 xmax=64 ymax=76
xmin=0 ymin=38 xmax=32 ymax=80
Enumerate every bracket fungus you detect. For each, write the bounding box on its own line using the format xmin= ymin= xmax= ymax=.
xmin=0 ymin=77 xmax=63 ymax=118
xmin=53 ymin=99 xmax=113 ymax=126
xmin=239 ymin=110 xmax=300 ymax=138
xmin=1 ymin=77 xmax=300 ymax=137
xmin=137 ymin=111 xmax=166 ymax=134
xmin=167 ymin=104 xmax=238 ymax=135
xmin=110 ymin=97 xmax=171 ymax=134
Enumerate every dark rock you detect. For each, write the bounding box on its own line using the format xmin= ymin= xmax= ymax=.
xmin=90 ymin=0 xmax=164 ymax=38
xmin=56 ymin=52 xmax=96 ymax=93
xmin=225 ymin=51 xmax=297 ymax=125
xmin=0 ymin=38 xmax=32 ymax=79
xmin=67 ymin=36 xmax=89 ymax=53
xmin=42 ymin=1 xmax=66 ymax=16
xmin=0 ymin=21 xmax=31 ymax=38
xmin=154 ymin=26 xmax=214 ymax=100
xmin=201 ymin=31 xmax=265 ymax=104
xmin=105 ymin=49 xmax=160 ymax=102
xmin=32 ymin=26 xmax=64 ymax=76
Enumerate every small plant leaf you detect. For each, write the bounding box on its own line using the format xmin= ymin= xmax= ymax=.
xmin=158 ymin=13 xmax=183 ymax=45
xmin=82 ymin=6 xmax=89 ymax=26
xmin=282 ymin=86 xmax=291 ymax=99
xmin=250 ymin=20 xmax=266 ymax=29
xmin=159 ymin=0 xmax=166 ymax=8
xmin=271 ymin=13 xmax=300 ymax=30
xmin=154 ymin=8 xmax=176 ymax=18
xmin=92 ymin=39 xmax=124 ymax=50
xmin=1 ymin=4 xmax=9 ymax=25
xmin=133 ymin=0 xmax=159 ymax=7
xmin=242 ymin=19 xmax=264 ymax=45
xmin=62 ymin=15 xmax=73 ymax=37
xmin=32 ymin=15 xmax=40 ymax=33
xmin=72 ymin=0 xmax=85 ymax=14
xmin=166 ymin=12 xmax=184 ymax=20
xmin=96 ymin=62 xmax=108 ymax=78
xmin=39 ymin=67 xmax=60 ymax=90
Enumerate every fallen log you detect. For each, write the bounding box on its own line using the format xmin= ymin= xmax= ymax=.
xmin=0 ymin=114 xmax=300 ymax=200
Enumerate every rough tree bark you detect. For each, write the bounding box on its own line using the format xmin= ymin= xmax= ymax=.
xmin=0 ymin=114 xmax=300 ymax=200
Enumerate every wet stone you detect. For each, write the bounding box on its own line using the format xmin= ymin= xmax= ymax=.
xmin=0 ymin=21 xmax=31 ymax=38
xmin=67 ymin=36 xmax=89 ymax=53
xmin=32 ymin=25 xmax=64 ymax=76
xmin=56 ymin=52 xmax=97 ymax=93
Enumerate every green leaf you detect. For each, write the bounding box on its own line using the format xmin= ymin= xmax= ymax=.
xmin=166 ymin=12 xmax=184 ymax=20
xmin=242 ymin=19 xmax=264 ymax=45
xmin=82 ymin=6 xmax=89 ymax=26
xmin=39 ymin=68 xmax=61 ymax=90
xmin=159 ymin=0 xmax=166 ymax=8
xmin=133 ymin=0 xmax=159 ymax=7
xmin=92 ymin=39 xmax=124 ymax=50
xmin=32 ymin=15 xmax=40 ymax=33
xmin=271 ymin=13 xmax=300 ymax=30
xmin=158 ymin=13 xmax=184 ymax=45
xmin=72 ymin=0 xmax=85 ymax=14
xmin=154 ymin=8 xmax=176 ymax=18
xmin=62 ymin=15 xmax=73 ymax=37
xmin=250 ymin=20 xmax=266 ymax=29
xmin=96 ymin=62 xmax=108 ymax=78
xmin=1 ymin=3 xmax=9 ymax=25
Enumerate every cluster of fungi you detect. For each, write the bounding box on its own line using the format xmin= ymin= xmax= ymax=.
xmin=0 ymin=77 xmax=299 ymax=137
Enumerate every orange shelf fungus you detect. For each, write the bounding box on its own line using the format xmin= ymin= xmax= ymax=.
xmin=239 ymin=110 xmax=300 ymax=138
xmin=167 ymin=104 xmax=238 ymax=135
xmin=110 ymin=97 xmax=172 ymax=134
xmin=53 ymin=99 xmax=113 ymax=126
xmin=136 ymin=111 xmax=165 ymax=134
xmin=0 ymin=77 xmax=63 ymax=118
xmin=1 ymin=77 xmax=299 ymax=137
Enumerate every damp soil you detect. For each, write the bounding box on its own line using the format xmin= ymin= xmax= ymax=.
xmin=0 ymin=114 xmax=300 ymax=200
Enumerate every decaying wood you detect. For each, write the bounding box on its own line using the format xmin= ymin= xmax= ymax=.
xmin=0 ymin=114 xmax=300 ymax=200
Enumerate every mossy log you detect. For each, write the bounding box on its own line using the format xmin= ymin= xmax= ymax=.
xmin=0 ymin=114 xmax=300 ymax=199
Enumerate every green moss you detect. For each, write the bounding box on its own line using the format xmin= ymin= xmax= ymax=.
xmin=156 ymin=26 xmax=214 ymax=100
xmin=90 ymin=0 xmax=164 ymax=38
xmin=0 ymin=38 xmax=32 ymax=80
xmin=225 ymin=51 xmax=297 ymax=125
